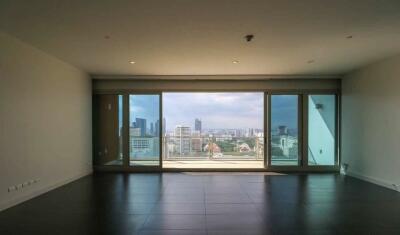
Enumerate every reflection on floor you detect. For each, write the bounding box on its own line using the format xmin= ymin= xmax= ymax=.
xmin=163 ymin=160 xmax=264 ymax=168
xmin=103 ymin=159 xmax=298 ymax=168
xmin=131 ymin=161 xmax=160 ymax=166
xmin=105 ymin=160 xmax=266 ymax=168
xmin=1 ymin=173 xmax=400 ymax=235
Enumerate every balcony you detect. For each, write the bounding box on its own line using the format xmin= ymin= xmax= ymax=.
xmin=161 ymin=136 xmax=264 ymax=168
xmin=126 ymin=135 xmax=300 ymax=168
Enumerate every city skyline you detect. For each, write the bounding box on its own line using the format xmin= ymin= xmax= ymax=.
xmin=129 ymin=95 xmax=160 ymax=133
xmin=128 ymin=93 xmax=298 ymax=133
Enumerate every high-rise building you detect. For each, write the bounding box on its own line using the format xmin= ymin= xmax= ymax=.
xmin=130 ymin=128 xmax=141 ymax=137
xmin=174 ymin=125 xmax=191 ymax=155
xmin=162 ymin=118 xmax=166 ymax=135
xmin=191 ymin=138 xmax=202 ymax=152
xmin=129 ymin=134 xmax=159 ymax=159
xmin=155 ymin=119 xmax=160 ymax=136
xmin=247 ymin=128 xmax=254 ymax=137
xmin=191 ymin=130 xmax=202 ymax=152
xmin=150 ymin=122 xmax=154 ymax=135
xmin=195 ymin=118 xmax=202 ymax=133
xmin=134 ymin=118 xmax=147 ymax=136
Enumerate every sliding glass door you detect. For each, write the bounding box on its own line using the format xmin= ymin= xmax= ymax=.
xmin=307 ymin=95 xmax=337 ymax=166
xmin=129 ymin=94 xmax=161 ymax=167
xmin=269 ymin=95 xmax=300 ymax=166
xmin=162 ymin=92 xmax=264 ymax=169
xmin=267 ymin=93 xmax=338 ymax=169
xmin=93 ymin=92 xmax=338 ymax=171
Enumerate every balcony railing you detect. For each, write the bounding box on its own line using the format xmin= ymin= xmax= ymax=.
xmin=127 ymin=134 xmax=299 ymax=163
xmin=162 ymin=136 xmax=264 ymax=161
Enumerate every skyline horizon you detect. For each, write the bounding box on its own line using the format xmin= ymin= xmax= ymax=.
xmin=129 ymin=93 xmax=298 ymax=132
xmin=130 ymin=117 xmax=296 ymax=134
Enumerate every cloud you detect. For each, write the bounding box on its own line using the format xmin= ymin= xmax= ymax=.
xmin=163 ymin=92 xmax=264 ymax=130
xmin=127 ymin=93 xmax=298 ymax=132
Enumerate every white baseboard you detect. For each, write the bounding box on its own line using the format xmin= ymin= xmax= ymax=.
xmin=344 ymin=170 xmax=399 ymax=192
xmin=0 ymin=169 xmax=93 ymax=212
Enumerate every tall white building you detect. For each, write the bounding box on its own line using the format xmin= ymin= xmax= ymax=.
xmin=174 ymin=125 xmax=191 ymax=155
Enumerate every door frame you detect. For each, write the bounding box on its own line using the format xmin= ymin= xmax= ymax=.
xmin=93 ymin=89 xmax=340 ymax=172
xmin=123 ymin=92 xmax=163 ymax=170
xmin=267 ymin=92 xmax=303 ymax=169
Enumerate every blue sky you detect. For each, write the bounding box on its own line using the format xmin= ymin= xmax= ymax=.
xmin=129 ymin=95 xmax=160 ymax=128
xmin=163 ymin=92 xmax=264 ymax=130
xmin=271 ymin=95 xmax=298 ymax=130
xmin=128 ymin=93 xmax=297 ymax=131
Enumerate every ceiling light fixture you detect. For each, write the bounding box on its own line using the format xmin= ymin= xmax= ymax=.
xmin=232 ymin=60 xmax=239 ymax=64
xmin=129 ymin=61 xmax=136 ymax=64
xmin=245 ymin=34 xmax=254 ymax=42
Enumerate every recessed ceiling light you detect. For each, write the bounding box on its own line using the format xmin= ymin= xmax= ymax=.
xmin=129 ymin=61 xmax=136 ymax=64
xmin=245 ymin=34 xmax=254 ymax=42
xmin=307 ymin=60 xmax=315 ymax=64
xmin=346 ymin=35 xmax=353 ymax=39
xmin=232 ymin=60 xmax=239 ymax=64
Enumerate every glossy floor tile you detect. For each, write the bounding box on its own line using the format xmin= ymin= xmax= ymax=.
xmin=1 ymin=173 xmax=400 ymax=235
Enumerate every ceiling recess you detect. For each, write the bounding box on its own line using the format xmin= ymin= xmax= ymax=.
xmin=245 ymin=34 xmax=254 ymax=42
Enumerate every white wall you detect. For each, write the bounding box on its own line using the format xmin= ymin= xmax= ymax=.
xmin=0 ymin=32 xmax=92 ymax=210
xmin=342 ymin=55 xmax=400 ymax=191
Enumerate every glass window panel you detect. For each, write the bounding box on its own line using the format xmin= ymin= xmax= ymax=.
xmin=117 ymin=95 xmax=123 ymax=164
xmin=270 ymin=95 xmax=299 ymax=166
xmin=129 ymin=95 xmax=160 ymax=166
xmin=162 ymin=92 xmax=264 ymax=169
xmin=308 ymin=95 xmax=336 ymax=166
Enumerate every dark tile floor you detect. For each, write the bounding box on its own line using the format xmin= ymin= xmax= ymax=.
xmin=1 ymin=173 xmax=400 ymax=235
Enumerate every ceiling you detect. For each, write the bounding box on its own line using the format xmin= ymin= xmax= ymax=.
xmin=1 ymin=0 xmax=400 ymax=77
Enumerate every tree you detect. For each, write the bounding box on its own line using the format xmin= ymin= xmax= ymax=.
xmin=216 ymin=141 xmax=234 ymax=152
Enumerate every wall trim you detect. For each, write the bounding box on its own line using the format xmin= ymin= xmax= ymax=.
xmin=91 ymin=74 xmax=342 ymax=80
xmin=344 ymin=170 xmax=400 ymax=193
xmin=93 ymin=78 xmax=341 ymax=92
xmin=0 ymin=169 xmax=93 ymax=212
